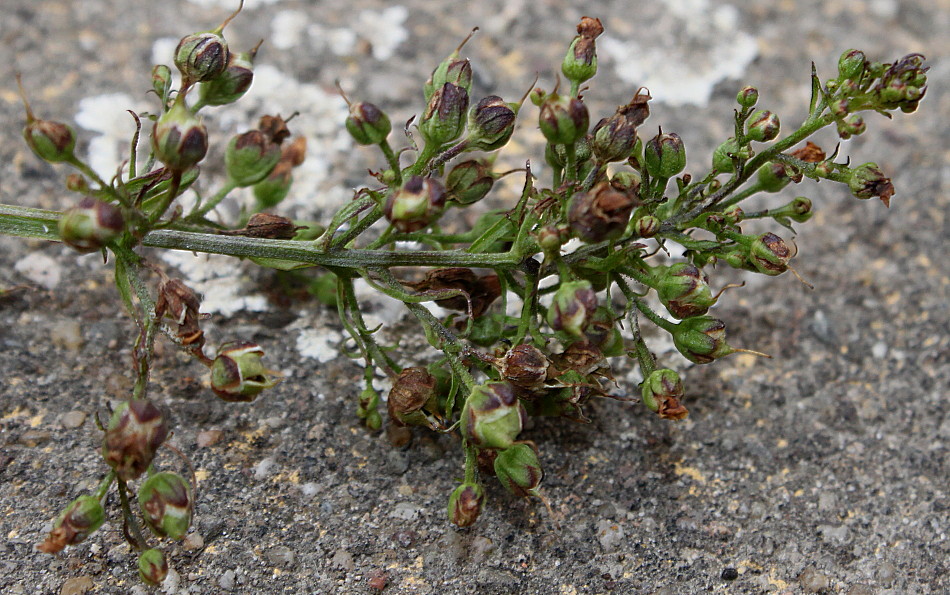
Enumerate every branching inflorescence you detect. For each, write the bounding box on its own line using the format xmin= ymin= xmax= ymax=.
xmin=0 ymin=2 xmax=927 ymax=585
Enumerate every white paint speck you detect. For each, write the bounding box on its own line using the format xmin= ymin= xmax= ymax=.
xmin=73 ymin=93 xmax=148 ymax=177
xmin=159 ymin=251 xmax=270 ymax=316
xmin=295 ymin=327 xmax=343 ymax=363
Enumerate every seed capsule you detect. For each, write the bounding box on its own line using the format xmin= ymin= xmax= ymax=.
xmin=151 ymin=98 xmax=208 ymax=172
xmin=210 ymin=342 xmax=279 ymax=402
xmin=197 ymin=43 xmax=259 ymax=107
xmin=17 ymin=75 xmax=77 ymax=164
xmin=446 ymin=159 xmax=494 ymax=205
xmin=58 ymin=197 xmax=124 ymax=253
xmin=652 ymin=263 xmax=716 ymax=319
xmin=748 ymin=232 xmax=791 ymax=276
xmin=387 ymin=367 xmax=439 ymax=428
xmin=225 ymin=129 xmax=281 ymax=187
xmin=736 ymin=86 xmax=759 ymax=108
xmin=466 ymin=95 xmax=517 ymax=152
xmin=461 ymin=381 xmax=525 ymax=450
xmin=345 ymin=101 xmax=392 ymax=146
xmin=447 ymin=482 xmax=485 ymax=527
xmin=671 ymin=316 xmax=735 ymax=364
xmin=567 ymin=181 xmax=638 ymax=243
xmin=547 ymin=280 xmax=598 ymax=338
xmin=640 ymin=368 xmax=689 ymax=419
xmin=384 ymin=175 xmax=447 ymax=233
xmin=644 ymin=131 xmax=686 ymax=178
xmin=102 ymin=400 xmax=169 ymax=481
xmin=561 ymin=16 xmax=604 ymax=85
xmin=175 ymin=30 xmax=229 ymax=85
xmin=746 ymin=110 xmax=780 ymax=142
xmin=138 ymin=472 xmax=193 ymax=540
xmin=500 ymin=344 xmax=552 ymax=391
xmin=539 ymin=93 xmax=589 ymax=146
xmin=494 ymin=443 xmax=544 ymax=497
xmin=36 ymin=495 xmax=105 ymax=554
xmin=420 ymin=82 xmax=469 ymax=146
xmin=138 ymin=548 xmax=169 ymax=587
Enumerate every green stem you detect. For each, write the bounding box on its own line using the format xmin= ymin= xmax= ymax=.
xmin=463 ymin=440 xmax=478 ymax=484
xmin=117 ymin=479 xmax=148 ymax=551
xmin=379 ymin=140 xmax=402 ymax=185
xmin=188 ymin=179 xmax=237 ymax=221
xmin=94 ymin=471 xmax=117 ymax=500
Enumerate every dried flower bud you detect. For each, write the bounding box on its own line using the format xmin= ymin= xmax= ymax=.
xmin=152 ymin=98 xmax=208 ymax=172
xmin=197 ymin=44 xmax=258 ymax=107
xmin=58 ymin=197 xmax=124 ymax=253
xmin=466 ymin=95 xmax=517 ymax=151
xmin=561 ymin=16 xmax=604 ymax=85
xmin=36 ymin=495 xmax=105 ymax=554
xmin=547 ymin=280 xmax=598 ymax=338
xmin=746 ymin=110 xmax=780 ymax=142
xmin=651 ymin=263 xmax=716 ymax=319
xmin=404 ymin=267 xmax=501 ymax=318
xmin=102 ymin=400 xmax=169 ymax=481
xmin=640 ymin=368 xmax=688 ymax=419
xmin=384 ymin=175 xmax=447 ymax=233
xmin=345 ymin=101 xmax=392 ymax=146
xmin=210 ymin=342 xmax=279 ymax=402
xmin=461 ymin=381 xmax=525 ymax=450
xmin=447 ymin=482 xmax=485 ymax=527
xmin=644 ymin=131 xmax=686 ymax=178
xmin=138 ymin=472 xmax=193 ymax=540
xmin=736 ymin=85 xmax=759 ymax=108
xmin=387 ymin=367 xmax=439 ymax=428
xmin=848 ymin=162 xmax=895 ymax=207
xmin=420 ymin=82 xmax=469 ymax=146
xmin=837 ymin=49 xmax=867 ymax=82
xmin=748 ymin=232 xmax=791 ymax=275
xmin=539 ymin=93 xmax=589 ymax=145
xmin=494 ymin=443 xmax=544 ymax=497
xmin=155 ymin=277 xmax=205 ymax=353
xmin=175 ymin=30 xmax=229 ymax=84
xmin=225 ymin=129 xmax=281 ymax=187
xmin=568 ymin=182 xmax=637 ymax=243
xmin=152 ymin=64 xmax=173 ymax=101
xmin=671 ymin=316 xmax=736 ymax=364
xmin=591 ymin=90 xmax=651 ymax=163
xmin=138 ymin=548 xmax=169 ymax=587
xmin=501 ymin=344 xmax=552 ymax=390
xmin=446 ymin=159 xmax=494 ymax=205
xmin=220 ymin=213 xmax=305 ymax=239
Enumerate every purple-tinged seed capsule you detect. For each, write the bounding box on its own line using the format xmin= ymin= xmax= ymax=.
xmin=102 ymin=400 xmax=169 ymax=481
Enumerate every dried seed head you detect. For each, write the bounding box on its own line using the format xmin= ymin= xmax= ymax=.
xmin=561 ymin=16 xmax=604 ymax=85
xmin=567 ymin=181 xmax=638 ymax=243
xmin=591 ymin=90 xmax=650 ymax=163
xmin=501 ymin=344 xmax=552 ymax=390
xmin=466 ymin=95 xmax=517 ymax=152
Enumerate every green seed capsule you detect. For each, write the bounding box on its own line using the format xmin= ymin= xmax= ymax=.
xmin=36 ymin=495 xmax=105 ymax=554
xmin=138 ymin=472 xmax=193 ymax=540
xmin=138 ymin=549 xmax=169 ymax=587
xmin=447 ymin=482 xmax=485 ymax=527
xmin=210 ymin=342 xmax=279 ymax=402
xmin=461 ymin=381 xmax=525 ymax=450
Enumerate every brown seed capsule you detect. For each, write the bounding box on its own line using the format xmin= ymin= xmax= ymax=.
xmin=447 ymin=482 xmax=485 ymax=527
xmin=102 ymin=400 xmax=169 ymax=481
xmin=403 ymin=268 xmax=501 ymax=318
xmin=568 ymin=181 xmax=638 ymax=243
xmin=387 ymin=367 xmax=438 ymax=427
xmin=500 ymin=344 xmax=552 ymax=390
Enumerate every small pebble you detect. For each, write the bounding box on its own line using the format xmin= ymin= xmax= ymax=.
xmin=265 ymin=545 xmax=295 ymax=567
xmin=798 ymin=565 xmax=830 ymax=593
xmin=331 ymin=549 xmax=354 ymax=571
xmin=60 ymin=576 xmax=93 ymax=595
xmin=596 ymin=519 xmax=625 ymax=552
xmin=368 ymin=570 xmax=387 ymax=591
xmin=218 ymin=569 xmax=236 ymax=591
xmin=196 ymin=430 xmax=223 ymax=447
xmin=182 ymin=533 xmax=204 ymax=551
xmin=721 ymin=567 xmax=738 ymax=581
xmin=50 ymin=319 xmax=83 ymax=351
xmin=391 ymin=502 xmax=419 ymax=521
xmin=19 ymin=430 xmax=51 ymax=447
xmin=61 ymin=411 xmax=87 ymax=429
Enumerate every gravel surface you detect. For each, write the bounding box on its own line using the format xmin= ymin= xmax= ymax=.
xmin=1 ymin=0 xmax=947 ymax=593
